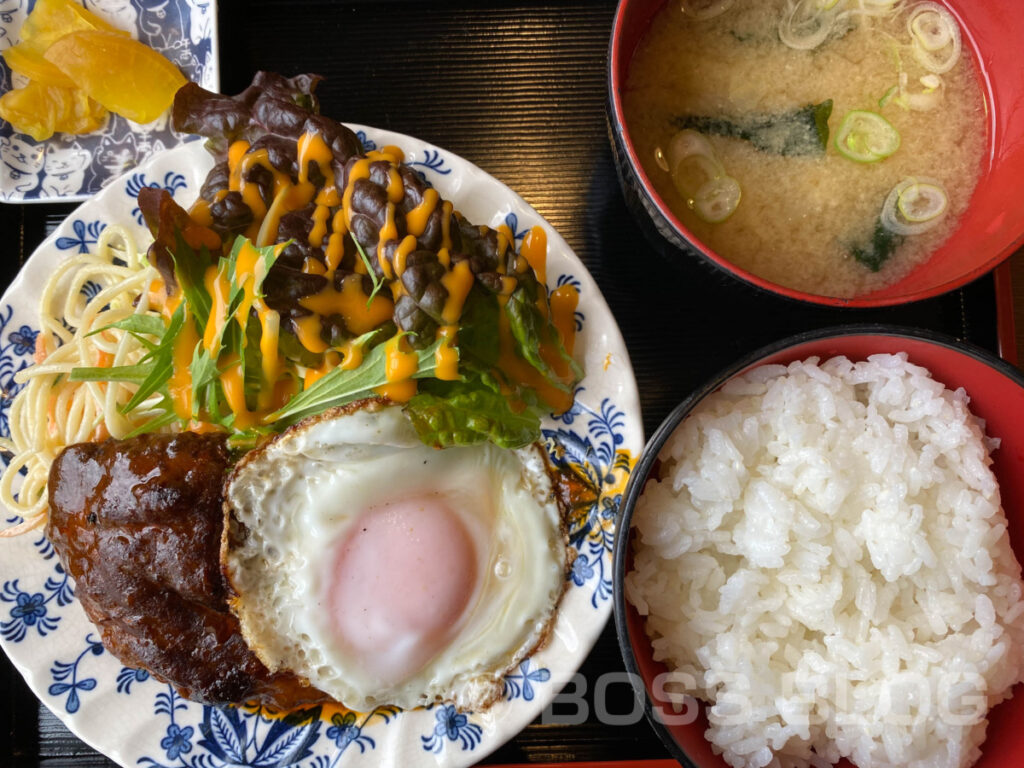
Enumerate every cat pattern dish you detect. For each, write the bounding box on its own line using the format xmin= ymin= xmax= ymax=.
xmin=0 ymin=0 xmax=219 ymax=202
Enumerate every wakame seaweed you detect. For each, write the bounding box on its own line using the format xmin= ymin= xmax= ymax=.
xmin=851 ymin=219 xmax=903 ymax=272
xmin=672 ymin=100 xmax=833 ymax=156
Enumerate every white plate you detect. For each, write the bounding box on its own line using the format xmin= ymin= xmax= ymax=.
xmin=0 ymin=0 xmax=219 ymax=203
xmin=0 ymin=127 xmax=643 ymax=767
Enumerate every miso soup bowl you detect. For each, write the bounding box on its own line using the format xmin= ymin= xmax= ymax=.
xmin=613 ymin=326 xmax=1024 ymax=767
xmin=609 ymin=0 xmax=1024 ymax=308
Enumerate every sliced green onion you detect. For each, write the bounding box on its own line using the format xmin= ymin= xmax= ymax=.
xmin=680 ymin=0 xmax=735 ymax=20
xmin=656 ymin=129 xmax=741 ymax=224
xmin=834 ymin=110 xmax=900 ymax=162
xmin=907 ymin=2 xmax=961 ymax=73
xmin=672 ymin=154 xmax=726 ymax=197
xmin=857 ymin=0 xmax=901 ymax=15
xmin=896 ymin=180 xmax=947 ymax=222
xmin=779 ymin=0 xmax=841 ymax=50
xmin=691 ymin=175 xmax=741 ymax=223
xmin=663 ymin=129 xmax=727 ymax=200
xmin=884 ymin=72 xmax=944 ymax=112
xmin=905 ymin=74 xmax=944 ymax=111
xmin=881 ymin=177 xmax=949 ymax=235
xmin=666 ymin=129 xmax=725 ymax=174
xmin=910 ymin=8 xmax=952 ymax=50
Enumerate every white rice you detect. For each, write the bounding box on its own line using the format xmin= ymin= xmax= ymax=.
xmin=626 ymin=354 xmax=1024 ymax=768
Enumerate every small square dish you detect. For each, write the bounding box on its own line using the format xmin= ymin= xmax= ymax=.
xmin=0 ymin=0 xmax=219 ymax=203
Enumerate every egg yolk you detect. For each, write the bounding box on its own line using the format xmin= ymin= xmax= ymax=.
xmin=325 ymin=497 xmax=478 ymax=686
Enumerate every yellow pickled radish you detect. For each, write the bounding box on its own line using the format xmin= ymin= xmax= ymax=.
xmin=54 ymin=88 xmax=107 ymax=135
xmin=0 ymin=82 xmax=106 ymax=141
xmin=6 ymin=0 xmax=129 ymax=87
xmin=44 ymin=30 xmax=186 ymax=124
xmin=3 ymin=42 xmax=76 ymax=88
xmin=19 ymin=0 xmax=128 ymax=51
xmin=0 ymin=85 xmax=57 ymax=141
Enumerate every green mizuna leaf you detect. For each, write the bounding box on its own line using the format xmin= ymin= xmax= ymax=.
xmin=216 ymin=236 xmax=280 ymax=403
xmin=70 ymin=303 xmax=184 ymax=418
xmin=351 ymin=234 xmax=384 ymax=307
xmin=241 ymin=320 xmax=264 ymax=407
xmin=268 ymin=336 xmax=442 ymax=427
xmin=189 ymin=344 xmax=220 ymax=420
xmin=172 ymin=229 xmax=213 ymax=328
xmin=239 ymin=236 xmax=282 ymax=299
xmin=87 ymin=314 xmax=167 ymax=344
xmin=122 ymin=406 xmax=179 ymax=439
xmin=87 ymin=313 xmax=165 ymax=337
xmin=69 ymin=363 xmax=154 ymax=384
xmin=119 ymin=303 xmax=186 ymax=415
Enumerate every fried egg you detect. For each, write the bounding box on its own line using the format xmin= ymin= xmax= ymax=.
xmin=222 ymin=399 xmax=570 ymax=711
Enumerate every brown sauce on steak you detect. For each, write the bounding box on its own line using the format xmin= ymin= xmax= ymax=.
xmin=46 ymin=432 xmax=330 ymax=710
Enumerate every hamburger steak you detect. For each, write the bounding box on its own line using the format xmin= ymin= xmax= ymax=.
xmin=46 ymin=431 xmax=330 ymax=710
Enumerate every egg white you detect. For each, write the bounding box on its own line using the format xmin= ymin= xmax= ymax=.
xmin=222 ymin=399 xmax=569 ymax=711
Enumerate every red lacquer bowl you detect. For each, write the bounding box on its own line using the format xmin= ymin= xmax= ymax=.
xmin=608 ymin=1 xmax=1024 ymax=307
xmin=613 ymin=326 xmax=1024 ymax=767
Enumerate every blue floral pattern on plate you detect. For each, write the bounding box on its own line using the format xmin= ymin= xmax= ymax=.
xmin=421 ymin=705 xmax=484 ymax=754
xmin=0 ymin=303 xmax=35 ymax=438
xmin=503 ymin=659 xmax=551 ymax=702
xmin=48 ymin=633 xmax=104 ymax=714
xmin=55 ymin=219 xmax=107 ymax=253
xmin=1 ymin=563 xmax=72 ymax=641
xmin=0 ymin=0 xmax=220 ymax=203
xmin=0 ymin=129 xmax=642 ymax=768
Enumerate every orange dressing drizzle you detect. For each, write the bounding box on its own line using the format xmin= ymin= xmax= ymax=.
xmin=219 ymin=355 xmax=257 ymax=430
xmin=169 ymin=315 xmax=199 ymax=419
xmin=302 ymin=256 xmax=327 ymax=276
xmin=385 ymin=166 xmax=404 ymax=203
xmin=377 ymin=202 xmax=398 ymax=279
xmin=202 ymin=264 xmax=229 ymax=355
xmin=549 ymin=284 xmax=579 ymax=357
xmin=375 ymin=333 xmax=418 ymax=402
xmin=440 ymin=259 xmax=474 ymax=325
xmin=520 ymin=226 xmax=547 ymax=286
xmin=298 ymin=131 xmax=340 ymax=206
xmin=340 ymin=339 xmax=365 ymax=370
xmin=439 ymin=200 xmax=453 ymax=250
xmin=393 ymin=234 xmax=418 ymax=279
xmin=303 ymin=351 xmax=341 ymax=388
xmin=435 ymin=325 xmax=460 ymax=381
xmin=189 ymin=198 xmax=213 ymax=227
xmin=293 ymin=313 xmax=329 ymax=355
xmin=309 ymin=204 xmax=330 ymax=247
xmin=257 ymin=309 xmax=281 ymax=410
xmin=299 ymin=274 xmax=394 ymax=336
xmin=406 ymin=188 xmax=439 ymax=237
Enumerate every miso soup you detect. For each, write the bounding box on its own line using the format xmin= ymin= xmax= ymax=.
xmin=624 ymin=0 xmax=986 ymax=298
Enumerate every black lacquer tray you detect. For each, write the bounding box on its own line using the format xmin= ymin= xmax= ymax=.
xmin=0 ymin=1 xmax=1001 ymax=765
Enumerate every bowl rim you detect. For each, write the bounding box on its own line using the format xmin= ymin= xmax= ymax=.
xmin=612 ymin=323 xmax=1024 ymax=767
xmin=607 ymin=0 xmax=1011 ymax=309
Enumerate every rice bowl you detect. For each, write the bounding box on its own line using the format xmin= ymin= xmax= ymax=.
xmin=613 ymin=327 xmax=1024 ymax=768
